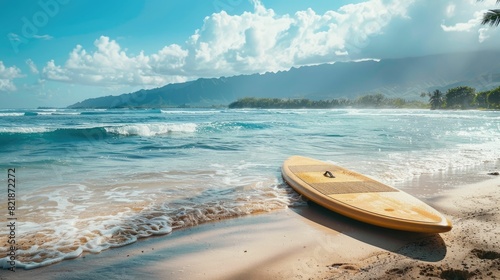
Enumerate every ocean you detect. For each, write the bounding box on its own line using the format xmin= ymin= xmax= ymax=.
xmin=0 ymin=108 xmax=499 ymax=269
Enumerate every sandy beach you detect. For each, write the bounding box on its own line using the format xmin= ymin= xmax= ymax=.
xmin=6 ymin=175 xmax=500 ymax=280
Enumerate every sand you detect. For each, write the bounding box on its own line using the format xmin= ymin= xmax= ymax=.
xmin=328 ymin=176 xmax=500 ymax=280
xmin=5 ymin=176 xmax=500 ymax=280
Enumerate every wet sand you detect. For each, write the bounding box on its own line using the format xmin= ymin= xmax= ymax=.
xmin=7 ymin=176 xmax=500 ymax=280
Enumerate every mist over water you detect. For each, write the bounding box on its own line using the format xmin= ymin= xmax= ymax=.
xmin=0 ymin=108 xmax=499 ymax=269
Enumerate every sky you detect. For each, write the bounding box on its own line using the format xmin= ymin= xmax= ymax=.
xmin=0 ymin=0 xmax=499 ymax=108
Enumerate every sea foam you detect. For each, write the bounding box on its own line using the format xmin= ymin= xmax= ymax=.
xmin=104 ymin=123 xmax=197 ymax=136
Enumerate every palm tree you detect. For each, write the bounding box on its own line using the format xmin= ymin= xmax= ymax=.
xmin=480 ymin=0 xmax=500 ymax=27
xmin=445 ymin=86 xmax=476 ymax=109
xmin=429 ymin=89 xmax=444 ymax=110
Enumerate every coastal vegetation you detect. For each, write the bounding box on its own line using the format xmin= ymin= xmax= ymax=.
xmin=479 ymin=0 xmax=500 ymax=27
xmin=229 ymin=85 xmax=500 ymax=110
xmin=423 ymin=85 xmax=500 ymax=110
xmin=228 ymin=94 xmax=427 ymax=109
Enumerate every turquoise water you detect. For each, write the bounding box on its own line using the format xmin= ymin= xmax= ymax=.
xmin=0 ymin=108 xmax=499 ymax=269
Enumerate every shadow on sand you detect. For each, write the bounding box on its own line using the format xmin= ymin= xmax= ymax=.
xmin=293 ymin=200 xmax=447 ymax=262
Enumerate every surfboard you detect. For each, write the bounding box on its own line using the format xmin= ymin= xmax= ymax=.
xmin=282 ymin=156 xmax=452 ymax=233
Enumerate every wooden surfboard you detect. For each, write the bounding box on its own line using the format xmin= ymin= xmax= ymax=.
xmin=282 ymin=156 xmax=452 ymax=233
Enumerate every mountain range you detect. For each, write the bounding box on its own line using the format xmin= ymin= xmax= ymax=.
xmin=68 ymin=50 xmax=500 ymax=108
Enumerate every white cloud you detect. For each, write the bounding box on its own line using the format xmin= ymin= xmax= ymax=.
xmin=33 ymin=34 xmax=54 ymax=40
xmin=8 ymin=32 xmax=53 ymax=42
xmin=150 ymin=44 xmax=189 ymax=75
xmin=183 ymin=0 xmax=415 ymax=74
xmin=440 ymin=1 xmax=498 ymax=42
xmin=446 ymin=4 xmax=456 ymax=18
xmin=42 ymin=0 xmax=416 ymax=88
xmin=8 ymin=33 xmax=21 ymax=42
xmin=0 ymin=61 xmax=23 ymax=92
xmin=441 ymin=20 xmax=477 ymax=32
xmin=441 ymin=11 xmax=483 ymax=32
xmin=42 ymin=36 xmax=184 ymax=87
xmin=478 ymin=27 xmax=491 ymax=42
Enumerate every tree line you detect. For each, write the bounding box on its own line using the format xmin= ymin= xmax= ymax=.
xmin=424 ymin=85 xmax=500 ymax=110
xmin=228 ymin=85 xmax=500 ymax=110
xmin=228 ymin=94 xmax=427 ymax=109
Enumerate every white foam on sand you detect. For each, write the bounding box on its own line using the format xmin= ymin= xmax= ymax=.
xmin=0 ymin=171 xmax=302 ymax=270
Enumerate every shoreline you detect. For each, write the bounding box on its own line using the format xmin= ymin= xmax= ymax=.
xmin=7 ymin=175 xmax=500 ymax=279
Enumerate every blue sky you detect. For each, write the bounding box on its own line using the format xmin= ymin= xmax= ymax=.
xmin=1 ymin=0 xmax=499 ymax=108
